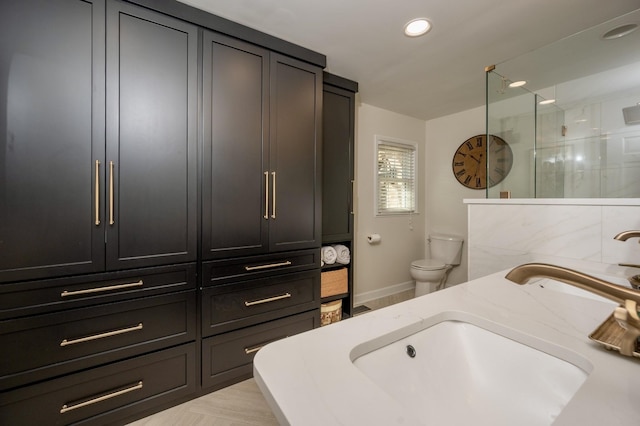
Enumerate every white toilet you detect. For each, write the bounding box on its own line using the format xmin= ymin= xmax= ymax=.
xmin=410 ymin=234 xmax=463 ymax=297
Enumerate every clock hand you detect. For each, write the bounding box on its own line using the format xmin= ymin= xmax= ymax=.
xmin=470 ymin=155 xmax=481 ymax=163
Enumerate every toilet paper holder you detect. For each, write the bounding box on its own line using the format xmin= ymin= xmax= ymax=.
xmin=367 ymin=234 xmax=381 ymax=244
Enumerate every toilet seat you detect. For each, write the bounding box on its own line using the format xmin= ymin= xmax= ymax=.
xmin=411 ymin=259 xmax=446 ymax=271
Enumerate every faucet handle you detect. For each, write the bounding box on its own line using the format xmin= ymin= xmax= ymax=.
xmin=614 ymin=300 xmax=640 ymax=356
xmin=613 ymin=306 xmax=628 ymax=324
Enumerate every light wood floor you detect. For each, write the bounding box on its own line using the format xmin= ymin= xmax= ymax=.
xmin=127 ymin=378 xmax=279 ymax=426
xmin=128 ymin=290 xmax=414 ymax=425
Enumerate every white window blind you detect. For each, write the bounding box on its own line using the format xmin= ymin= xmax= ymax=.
xmin=376 ymin=138 xmax=416 ymax=215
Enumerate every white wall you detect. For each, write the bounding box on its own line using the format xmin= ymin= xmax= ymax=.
xmin=424 ymin=105 xmax=486 ymax=286
xmin=353 ymin=102 xmax=426 ymax=304
xmin=353 ymin=102 xmax=491 ymax=304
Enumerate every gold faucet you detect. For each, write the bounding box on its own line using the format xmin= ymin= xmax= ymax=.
xmin=614 ymin=230 xmax=640 ymax=289
xmin=505 ymin=263 xmax=640 ymax=357
xmin=613 ymin=230 xmax=640 ymax=242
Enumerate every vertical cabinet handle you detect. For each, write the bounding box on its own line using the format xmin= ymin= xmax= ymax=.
xmin=271 ymin=171 xmax=276 ymax=219
xmin=109 ymin=161 xmax=115 ymax=225
xmin=351 ymin=180 xmax=355 ymax=215
xmin=95 ymin=160 xmax=101 ymax=225
xmin=264 ymin=171 xmax=269 ymax=219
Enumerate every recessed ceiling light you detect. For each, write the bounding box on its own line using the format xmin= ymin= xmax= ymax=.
xmin=602 ymin=23 xmax=638 ymax=40
xmin=404 ymin=18 xmax=432 ymax=37
xmin=508 ymin=80 xmax=527 ymax=88
xmin=539 ymin=99 xmax=556 ymax=105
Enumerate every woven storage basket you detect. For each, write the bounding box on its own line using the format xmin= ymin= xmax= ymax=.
xmin=320 ymin=300 xmax=342 ymax=326
xmin=321 ymin=268 xmax=348 ymax=298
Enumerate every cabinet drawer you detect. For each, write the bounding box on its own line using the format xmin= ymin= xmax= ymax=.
xmin=0 ymin=291 xmax=196 ymax=391
xmin=202 ymin=270 xmax=320 ymax=336
xmin=202 ymin=310 xmax=318 ymax=390
xmin=202 ymin=249 xmax=320 ymax=286
xmin=0 ymin=343 xmax=196 ymax=426
xmin=0 ymin=263 xmax=197 ymax=320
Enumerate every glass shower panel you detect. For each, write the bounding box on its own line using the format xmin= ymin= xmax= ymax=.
xmin=535 ymin=96 xmax=565 ymax=198
xmin=486 ymin=70 xmax=536 ymax=198
xmin=559 ymin=102 xmax=602 ymax=197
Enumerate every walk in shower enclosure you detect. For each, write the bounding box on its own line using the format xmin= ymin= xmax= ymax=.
xmin=485 ymin=8 xmax=640 ymax=199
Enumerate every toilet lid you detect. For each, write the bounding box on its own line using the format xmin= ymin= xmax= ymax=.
xmin=411 ymin=259 xmax=446 ymax=271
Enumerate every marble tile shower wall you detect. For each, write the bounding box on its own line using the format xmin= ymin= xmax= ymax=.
xmin=467 ymin=202 xmax=640 ymax=281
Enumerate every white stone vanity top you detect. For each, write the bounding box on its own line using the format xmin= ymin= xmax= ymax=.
xmin=464 ymin=198 xmax=640 ymax=206
xmin=253 ymin=270 xmax=640 ymax=425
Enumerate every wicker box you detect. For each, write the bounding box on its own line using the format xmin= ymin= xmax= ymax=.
xmin=320 ymin=300 xmax=342 ymax=326
xmin=321 ymin=268 xmax=348 ymax=298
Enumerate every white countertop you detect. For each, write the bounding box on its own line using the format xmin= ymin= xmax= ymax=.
xmin=254 ymin=270 xmax=640 ymax=425
xmin=464 ymin=198 xmax=640 ymax=206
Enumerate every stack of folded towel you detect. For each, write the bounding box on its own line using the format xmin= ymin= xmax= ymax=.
xmin=321 ymin=245 xmax=350 ymax=266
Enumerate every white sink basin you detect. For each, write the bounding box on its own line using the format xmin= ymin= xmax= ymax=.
xmin=352 ymin=313 xmax=592 ymax=425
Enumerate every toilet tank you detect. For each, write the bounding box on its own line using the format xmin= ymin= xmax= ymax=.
xmin=429 ymin=234 xmax=463 ymax=265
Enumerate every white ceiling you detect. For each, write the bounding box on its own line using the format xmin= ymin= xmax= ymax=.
xmin=177 ymin=0 xmax=640 ymax=120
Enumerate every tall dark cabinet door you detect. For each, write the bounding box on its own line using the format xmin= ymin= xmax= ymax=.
xmin=105 ymin=1 xmax=198 ymax=270
xmin=322 ymin=85 xmax=355 ymax=242
xmin=0 ymin=0 xmax=105 ymax=283
xmin=269 ymin=55 xmax=322 ymax=252
xmin=202 ymin=33 xmax=269 ymax=259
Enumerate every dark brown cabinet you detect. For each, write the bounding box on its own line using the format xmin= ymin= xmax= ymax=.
xmin=1 ymin=0 xmax=326 ymax=423
xmin=0 ymin=1 xmax=199 ymax=424
xmin=321 ymin=73 xmax=358 ymax=318
xmin=0 ymin=0 xmax=198 ymax=283
xmin=322 ymin=80 xmax=356 ymax=242
xmin=201 ymin=30 xmax=322 ymax=392
xmin=202 ymin=32 xmax=322 ymax=260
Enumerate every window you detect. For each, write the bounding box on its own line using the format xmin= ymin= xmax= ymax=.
xmin=376 ymin=136 xmax=417 ymax=215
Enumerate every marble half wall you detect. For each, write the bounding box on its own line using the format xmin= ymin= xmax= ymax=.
xmin=466 ymin=199 xmax=640 ymax=281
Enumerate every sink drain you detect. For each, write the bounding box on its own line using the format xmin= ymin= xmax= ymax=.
xmin=406 ymin=344 xmax=416 ymax=358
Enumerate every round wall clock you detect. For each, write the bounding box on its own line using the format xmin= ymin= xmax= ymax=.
xmin=452 ymin=134 xmax=513 ymax=189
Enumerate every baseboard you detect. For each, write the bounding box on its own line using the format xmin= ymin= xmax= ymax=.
xmin=354 ymin=280 xmax=415 ymax=306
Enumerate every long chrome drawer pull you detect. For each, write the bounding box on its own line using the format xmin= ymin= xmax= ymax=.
xmin=95 ymin=160 xmax=101 ymax=225
xmin=244 ymin=293 xmax=291 ymax=307
xmin=271 ymin=171 xmax=276 ymax=219
xmin=244 ymin=261 xmax=292 ymax=271
xmin=264 ymin=171 xmax=269 ymax=219
xmin=60 ymin=381 xmax=143 ymax=414
xmin=61 ymin=280 xmax=144 ymax=297
xmin=244 ymin=336 xmax=290 ymax=355
xmin=60 ymin=323 xmax=143 ymax=347
xmin=109 ymin=160 xmax=114 ymax=225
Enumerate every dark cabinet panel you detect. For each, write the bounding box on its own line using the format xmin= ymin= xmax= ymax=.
xmin=106 ymin=1 xmax=198 ymax=269
xmin=202 ymin=41 xmax=321 ymax=260
xmin=0 ymin=0 xmax=106 ymax=283
xmin=322 ymin=85 xmax=355 ymax=242
xmin=201 ymin=269 xmax=320 ymax=336
xmin=201 ymin=249 xmax=320 ymax=286
xmin=0 ymin=343 xmax=196 ymax=426
xmin=1 ymin=290 xmax=196 ymax=391
xmin=0 ymin=263 xmax=196 ymax=320
xmin=269 ymin=54 xmax=322 ymax=252
xmin=0 ymin=0 xmax=199 ymax=283
xmin=201 ymin=310 xmax=317 ymax=391
xmin=321 ymin=73 xmax=358 ymax=318
xmin=202 ymin=32 xmax=269 ymax=258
